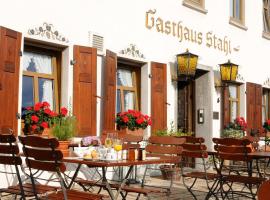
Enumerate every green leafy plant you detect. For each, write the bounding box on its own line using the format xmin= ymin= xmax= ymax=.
xmin=154 ymin=121 xmax=193 ymax=137
xmin=51 ymin=116 xmax=76 ymax=141
xmin=222 ymin=117 xmax=247 ymax=138
xmin=221 ymin=128 xmax=244 ymax=139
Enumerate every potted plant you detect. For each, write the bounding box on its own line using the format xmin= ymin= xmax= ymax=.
xmin=21 ymin=102 xmax=58 ymax=135
xmin=51 ymin=109 xmax=76 ymax=157
xmin=115 ymin=110 xmax=152 ymax=137
xmin=222 ymin=117 xmax=247 ymax=138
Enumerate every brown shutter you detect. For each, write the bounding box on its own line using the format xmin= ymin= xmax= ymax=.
xmin=151 ymin=62 xmax=167 ymax=133
xmin=222 ymin=87 xmax=230 ymax=128
xmin=102 ymin=50 xmax=117 ymax=132
xmin=73 ymin=45 xmax=97 ymax=136
xmin=0 ymin=27 xmax=21 ymax=135
xmin=246 ymin=82 xmax=262 ymax=135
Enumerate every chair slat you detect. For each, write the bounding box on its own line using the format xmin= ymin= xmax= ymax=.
xmin=0 ymin=134 xmax=16 ymax=143
xmin=19 ymin=136 xmax=59 ymax=148
xmin=178 ymin=136 xmax=205 ymax=143
xmin=23 ymin=147 xmax=63 ymax=161
xmin=182 ymin=150 xmax=208 ymax=158
xmin=214 ymin=145 xmax=252 ymax=154
xmin=26 ymin=159 xmax=66 ymax=172
xmin=122 ymin=135 xmax=143 ymax=143
xmin=0 ymin=144 xmax=19 ymax=154
xmin=122 ymin=143 xmax=140 ymax=150
xmin=213 ymin=137 xmax=251 ymax=146
xmin=146 ymin=144 xmax=183 ymax=155
xmin=0 ymin=155 xmax=22 ymax=165
xmin=183 ymin=143 xmax=207 ymax=151
xmin=219 ymin=153 xmax=252 ymax=161
xmin=148 ymin=136 xmax=186 ymax=145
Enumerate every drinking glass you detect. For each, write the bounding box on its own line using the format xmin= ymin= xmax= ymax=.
xmin=104 ymin=133 xmax=113 ymax=149
xmin=113 ymin=139 xmax=123 ymax=160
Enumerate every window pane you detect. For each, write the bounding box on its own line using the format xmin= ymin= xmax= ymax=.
xmin=230 ymin=101 xmax=238 ymax=122
xmin=230 ymin=0 xmax=234 ymax=17
xmin=116 ymin=89 xmax=121 ymax=113
xmin=22 ymin=76 xmax=34 ymax=108
xmin=23 ymin=52 xmax=52 ymax=74
xmin=117 ymin=69 xmax=133 ymax=87
xmin=124 ymin=91 xmax=135 ymax=111
xmin=229 ymin=85 xmax=237 ymax=98
xmin=38 ymin=78 xmax=54 ymax=109
xmin=235 ymin=0 xmax=240 ymax=19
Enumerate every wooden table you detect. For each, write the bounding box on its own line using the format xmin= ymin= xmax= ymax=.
xmin=63 ymin=156 xmax=180 ymax=200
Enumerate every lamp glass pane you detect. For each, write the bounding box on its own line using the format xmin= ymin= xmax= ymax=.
xmin=177 ymin=56 xmax=187 ymax=75
xmin=220 ymin=65 xmax=231 ymax=81
xmin=230 ymin=65 xmax=238 ymax=81
xmin=188 ymin=56 xmax=198 ymax=75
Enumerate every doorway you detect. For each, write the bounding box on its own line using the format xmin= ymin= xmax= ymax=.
xmin=177 ymin=81 xmax=195 ymax=134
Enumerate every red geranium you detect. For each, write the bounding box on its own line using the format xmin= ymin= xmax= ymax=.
xmin=116 ymin=109 xmax=151 ymax=131
xmin=60 ymin=107 xmax=68 ymax=116
xmin=31 ymin=125 xmax=37 ymax=130
xmin=44 ymin=108 xmax=52 ymax=115
xmin=31 ymin=115 xmax=39 ymax=123
xmin=263 ymin=119 xmax=270 ymax=132
xmin=43 ymin=101 xmax=50 ymax=107
xmin=40 ymin=122 xmax=48 ymax=129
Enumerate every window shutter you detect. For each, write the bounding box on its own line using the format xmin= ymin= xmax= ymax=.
xmin=73 ymin=45 xmax=97 ymax=136
xmin=0 ymin=27 xmax=21 ymax=135
xmin=246 ymin=82 xmax=262 ymax=135
xmin=151 ymin=62 xmax=167 ymax=133
xmin=222 ymin=87 xmax=230 ymax=128
xmin=102 ymin=50 xmax=117 ymax=132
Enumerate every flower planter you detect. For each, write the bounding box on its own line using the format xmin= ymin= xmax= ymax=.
xmin=117 ymin=128 xmax=144 ymax=138
xmin=58 ymin=141 xmax=70 ymax=157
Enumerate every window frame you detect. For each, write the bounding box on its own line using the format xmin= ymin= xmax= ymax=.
xmin=229 ymin=0 xmax=247 ymax=30
xmin=263 ymin=89 xmax=270 ymax=122
xmin=263 ymin=0 xmax=270 ymax=39
xmin=182 ymin=0 xmax=207 ymax=14
xmin=228 ymin=84 xmax=240 ymax=122
xmin=22 ymin=46 xmax=61 ymax=111
xmin=116 ymin=64 xmax=141 ymax=113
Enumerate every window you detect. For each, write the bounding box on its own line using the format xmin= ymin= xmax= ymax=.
xmin=228 ymin=85 xmax=240 ymax=122
xmin=229 ymin=0 xmax=247 ymax=29
xmin=116 ymin=65 xmax=140 ymax=113
xmin=263 ymin=0 xmax=270 ymax=39
xmin=263 ymin=89 xmax=270 ymax=123
xmin=182 ymin=0 xmax=207 ymax=14
xmin=22 ymin=47 xmax=60 ymax=111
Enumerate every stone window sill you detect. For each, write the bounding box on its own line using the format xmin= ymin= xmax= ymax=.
xmin=262 ymin=32 xmax=270 ymax=40
xmin=182 ymin=1 xmax=208 ymax=14
xmin=229 ymin=18 xmax=248 ymax=31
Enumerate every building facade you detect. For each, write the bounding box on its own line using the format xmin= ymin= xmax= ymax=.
xmin=0 ymin=0 xmax=270 ymax=153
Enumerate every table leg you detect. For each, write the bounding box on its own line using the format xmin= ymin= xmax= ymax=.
xmin=67 ymin=163 xmax=82 ymax=189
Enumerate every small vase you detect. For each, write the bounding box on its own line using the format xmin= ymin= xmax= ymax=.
xmin=58 ymin=140 xmax=70 ymax=157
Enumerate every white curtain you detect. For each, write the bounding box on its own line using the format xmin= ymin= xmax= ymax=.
xmin=40 ymin=79 xmax=54 ymax=108
xmin=124 ymin=91 xmax=134 ymax=111
xmin=117 ymin=69 xmax=133 ymax=87
xmin=23 ymin=52 xmax=52 ymax=74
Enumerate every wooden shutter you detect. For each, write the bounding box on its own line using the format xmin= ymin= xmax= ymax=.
xmin=222 ymin=87 xmax=230 ymax=128
xmin=246 ymin=82 xmax=262 ymax=135
xmin=151 ymin=62 xmax=167 ymax=133
xmin=0 ymin=27 xmax=21 ymax=135
xmin=73 ymin=46 xmax=97 ymax=136
xmin=102 ymin=50 xmax=117 ymax=132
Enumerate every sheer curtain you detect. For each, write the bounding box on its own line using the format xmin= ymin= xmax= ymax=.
xmin=23 ymin=52 xmax=52 ymax=74
xmin=39 ymin=79 xmax=54 ymax=109
xmin=117 ymin=69 xmax=133 ymax=87
xmin=124 ymin=91 xmax=134 ymax=111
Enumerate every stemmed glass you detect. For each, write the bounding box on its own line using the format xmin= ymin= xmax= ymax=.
xmin=113 ymin=139 xmax=123 ymax=160
xmin=104 ymin=133 xmax=113 ymax=149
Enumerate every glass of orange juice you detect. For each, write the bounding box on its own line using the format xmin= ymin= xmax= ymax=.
xmin=114 ymin=139 xmax=123 ymax=160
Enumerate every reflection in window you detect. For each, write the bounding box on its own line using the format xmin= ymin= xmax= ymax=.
xmin=38 ymin=78 xmax=54 ymax=110
xmin=230 ymin=0 xmax=244 ymax=23
xmin=228 ymin=85 xmax=240 ymax=122
xmin=116 ymin=89 xmax=121 ymax=113
xmin=124 ymin=91 xmax=135 ymax=111
xmin=22 ymin=76 xmax=34 ymax=108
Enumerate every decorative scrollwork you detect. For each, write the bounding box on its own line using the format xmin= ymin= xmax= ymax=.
xmin=28 ymin=22 xmax=69 ymax=43
xmin=119 ymin=44 xmax=145 ymax=59
xmin=263 ymin=77 xmax=270 ymax=88
xmin=236 ymin=73 xmax=245 ymax=82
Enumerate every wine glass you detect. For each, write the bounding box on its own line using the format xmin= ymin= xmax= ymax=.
xmin=113 ymin=139 xmax=123 ymax=160
xmin=104 ymin=133 xmax=113 ymax=149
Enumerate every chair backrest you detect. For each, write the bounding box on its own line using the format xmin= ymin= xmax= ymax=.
xmin=145 ymin=136 xmax=185 ymax=157
xmin=178 ymin=136 xmax=205 ymax=144
xmin=19 ymin=135 xmax=66 ymax=173
xmin=0 ymin=129 xmax=25 ymax=199
xmin=258 ymin=180 xmax=270 ymax=200
xmin=213 ymin=137 xmax=252 ymax=162
xmin=122 ymin=134 xmax=143 ymax=150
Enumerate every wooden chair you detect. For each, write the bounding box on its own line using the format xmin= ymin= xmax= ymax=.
xmin=19 ymin=135 xmax=105 ymax=200
xmin=180 ymin=136 xmax=219 ymax=200
xmin=213 ymin=137 xmax=266 ymax=200
xmin=258 ymin=180 xmax=270 ymax=200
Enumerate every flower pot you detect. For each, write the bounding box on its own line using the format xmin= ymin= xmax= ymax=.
xmin=159 ymin=165 xmax=181 ymax=181
xmin=117 ymin=128 xmax=144 ymax=138
xmin=58 ymin=141 xmax=70 ymax=157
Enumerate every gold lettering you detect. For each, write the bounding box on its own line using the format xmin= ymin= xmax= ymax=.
xmin=184 ymin=27 xmax=190 ymax=41
xmin=213 ymin=34 xmax=218 ymax=49
xmin=217 ymin=38 xmax=223 ymax=50
xmin=172 ymin=22 xmax=177 ymax=36
xmin=145 ymin=9 xmax=156 ymax=29
xmin=165 ymin=21 xmax=171 ymax=35
xmin=206 ymin=32 xmax=212 ymax=47
xmin=156 ymin=17 xmax=164 ymax=33
xmin=190 ymin=30 xmax=197 ymax=43
xmin=197 ymin=32 xmax=203 ymax=45
xmin=223 ymin=36 xmax=228 ymax=55
xmin=177 ymin=22 xmax=183 ymax=42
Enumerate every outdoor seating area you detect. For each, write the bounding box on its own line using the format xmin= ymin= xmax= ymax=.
xmin=2 ymin=127 xmax=270 ymax=200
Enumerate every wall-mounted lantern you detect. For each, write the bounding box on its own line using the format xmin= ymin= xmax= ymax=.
xmin=176 ymin=49 xmax=198 ymax=81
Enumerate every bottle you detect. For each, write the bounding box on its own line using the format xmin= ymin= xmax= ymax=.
xmin=128 ymin=148 xmax=136 ymax=161
xmin=138 ymin=148 xmax=146 ymax=161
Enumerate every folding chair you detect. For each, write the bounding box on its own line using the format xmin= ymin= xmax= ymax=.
xmin=213 ymin=137 xmax=266 ymax=199
xmin=19 ymin=135 xmax=105 ymax=200
xmin=258 ymin=180 xmax=270 ymax=200
xmin=181 ymin=136 xmax=219 ymax=200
